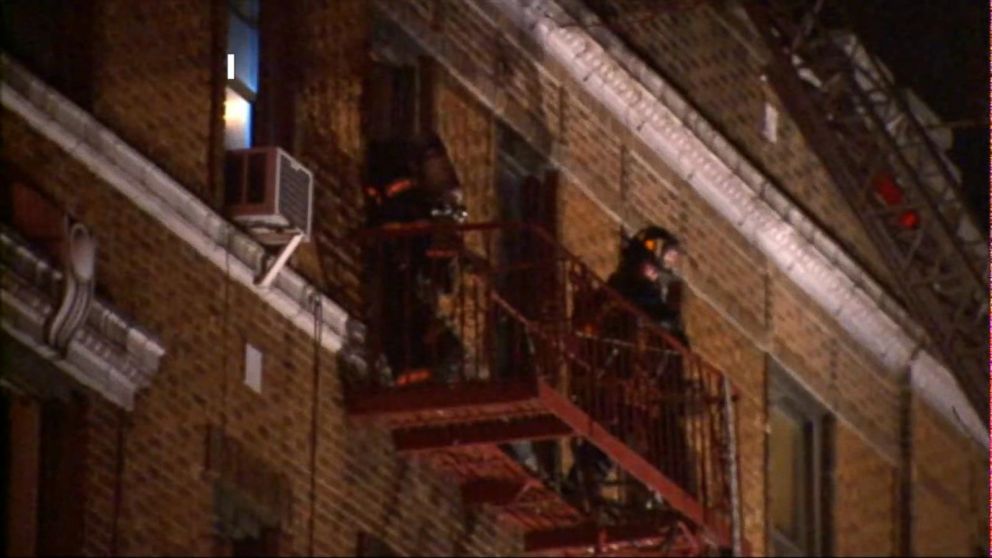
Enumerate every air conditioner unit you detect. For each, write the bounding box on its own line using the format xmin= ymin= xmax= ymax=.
xmin=225 ymin=146 xmax=313 ymax=245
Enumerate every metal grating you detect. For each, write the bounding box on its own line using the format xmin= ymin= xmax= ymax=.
xmin=277 ymin=149 xmax=313 ymax=237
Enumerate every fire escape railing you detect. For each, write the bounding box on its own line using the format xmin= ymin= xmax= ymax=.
xmin=741 ymin=0 xmax=989 ymax=415
xmin=347 ymin=221 xmax=744 ymax=555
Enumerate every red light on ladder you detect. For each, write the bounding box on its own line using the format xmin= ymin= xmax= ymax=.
xmin=871 ymin=172 xmax=920 ymax=230
xmin=898 ymin=210 xmax=920 ymax=230
xmin=872 ymin=172 xmax=903 ymax=205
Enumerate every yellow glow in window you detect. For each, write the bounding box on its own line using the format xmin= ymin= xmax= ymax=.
xmin=224 ymin=87 xmax=252 ymax=150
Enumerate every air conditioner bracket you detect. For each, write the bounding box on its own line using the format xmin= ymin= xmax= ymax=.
xmin=256 ymin=232 xmax=305 ymax=289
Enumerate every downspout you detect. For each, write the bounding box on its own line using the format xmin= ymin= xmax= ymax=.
xmin=897 ymin=348 xmax=920 ymax=555
xmin=722 ymin=375 xmax=743 ymax=556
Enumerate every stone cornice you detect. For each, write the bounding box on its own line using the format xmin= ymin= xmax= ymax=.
xmin=485 ymin=0 xmax=985 ymax=447
xmin=1 ymin=55 xmax=360 ymax=362
xmin=1 ymin=229 xmax=165 ymax=409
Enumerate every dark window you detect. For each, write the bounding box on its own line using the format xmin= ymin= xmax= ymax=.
xmin=1 ymin=387 xmax=86 ymax=557
xmin=207 ymin=426 xmax=289 ymax=558
xmin=231 ymin=527 xmax=280 ymax=556
xmin=368 ymin=18 xmax=436 ymax=142
xmin=35 ymin=396 xmax=87 ymax=556
xmin=496 ymin=124 xmax=558 ymax=235
xmin=1 ymin=390 xmax=35 ymax=558
xmin=768 ymin=363 xmax=833 ymax=557
xmin=357 ymin=532 xmax=399 ymax=557
xmin=495 ymin=124 xmax=560 ymax=326
xmin=253 ymin=1 xmax=301 ymax=151
xmin=1 ymin=0 xmax=95 ymax=108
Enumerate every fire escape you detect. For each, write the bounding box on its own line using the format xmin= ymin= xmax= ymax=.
xmin=346 ymin=222 xmax=746 ymax=556
xmin=741 ymin=0 xmax=989 ymax=415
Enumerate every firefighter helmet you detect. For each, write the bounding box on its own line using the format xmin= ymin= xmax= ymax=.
xmin=625 ymin=226 xmax=681 ymax=270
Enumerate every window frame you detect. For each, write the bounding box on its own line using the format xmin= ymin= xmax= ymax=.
xmin=368 ymin=16 xmax=436 ymax=141
xmin=767 ymin=363 xmax=833 ymax=557
xmin=225 ymin=0 xmax=260 ymax=150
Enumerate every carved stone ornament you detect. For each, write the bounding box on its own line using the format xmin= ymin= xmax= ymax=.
xmin=45 ymin=221 xmax=96 ymax=353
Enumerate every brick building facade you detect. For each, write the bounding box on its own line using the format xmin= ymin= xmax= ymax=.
xmin=1 ymin=1 xmax=986 ymax=556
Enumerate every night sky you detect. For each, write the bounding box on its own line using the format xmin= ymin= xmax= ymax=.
xmin=843 ymin=0 xmax=989 ymax=225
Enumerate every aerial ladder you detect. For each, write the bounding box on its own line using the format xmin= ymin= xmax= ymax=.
xmin=740 ymin=0 xmax=989 ymax=417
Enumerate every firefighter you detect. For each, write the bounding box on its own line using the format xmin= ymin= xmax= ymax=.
xmin=565 ymin=226 xmax=691 ymax=510
xmin=365 ymin=134 xmax=467 ymax=387
xmin=619 ymin=227 xmax=696 ymax=504
xmin=612 ymin=226 xmax=687 ymax=344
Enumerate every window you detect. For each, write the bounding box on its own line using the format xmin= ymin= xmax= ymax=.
xmin=768 ymin=364 xmax=832 ymax=557
xmin=491 ymin=123 xmax=559 ymax=407
xmin=225 ymin=0 xmax=260 ymax=149
xmin=495 ymin=124 xmax=557 ymax=234
xmin=211 ymin=478 xmax=283 ymax=557
xmin=230 ymin=527 xmax=280 ymax=556
xmin=1 ymin=0 xmax=95 ymax=109
xmin=1 ymin=385 xmax=86 ymax=557
xmin=207 ymin=426 xmax=289 ymax=557
xmin=357 ymin=532 xmax=399 ymax=557
xmin=368 ymin=17 xmax=436 ymax=142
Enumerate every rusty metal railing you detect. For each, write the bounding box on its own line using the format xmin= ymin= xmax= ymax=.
xmin=354 ymin=221 xmax=741 ymax=547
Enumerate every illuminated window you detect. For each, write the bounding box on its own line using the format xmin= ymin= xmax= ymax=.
xmin=225 ymin=0 xmax=259 ymax=149
xmin=768 ymin=364 xmax=832 ymax=557
xmin=224 ymin=87 xmax=252 ymax=150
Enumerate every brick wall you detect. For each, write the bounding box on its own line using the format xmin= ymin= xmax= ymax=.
xmin=767 ymin=268 xmax=901 ymax=459
xmin=90 ymin=0 xmax=217 ymax=205
xmin=435 ymin=72 xmax=498 ymax=224
xmin=910 ymin=399 xmax=987 ymax=557
xmin=559 ymin=178 xmax=621 ymax=279
xmin=370 ymin=1 xmax=985 ymax=555
xmin=81 ymin=396 xmax=121 ymax=556
xmin=375 ymin=0 xmax=903 ymax=444
xmin=3 ymin=96 xmax=520 ymax=558
xmin=291 ymin=0 xmax=369 ymax=314
xmin=83 ymin=0 xmax=369 ymax=315
xmin=5 ymin=0 xmax=984 ymax=554
xmin=832 ymin=422 xmax=898 ymax=556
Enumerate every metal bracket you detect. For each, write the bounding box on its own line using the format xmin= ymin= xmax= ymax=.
xmin=256 ymin=232 xmax=305 ymax=289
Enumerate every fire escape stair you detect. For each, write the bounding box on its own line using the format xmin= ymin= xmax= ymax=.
xmin=348 ymin=378 xmax=716 ymax=556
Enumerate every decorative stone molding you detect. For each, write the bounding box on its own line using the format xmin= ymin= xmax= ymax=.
xmin=1 ymin=55 xmax=360 ymax=359
xmin=1 ymin=228 xmax=165 ymax=409
xmin=45 ymin=221 xmax=96 ymax=352
xmin=481 ymin=0 xmax=985 ymax=446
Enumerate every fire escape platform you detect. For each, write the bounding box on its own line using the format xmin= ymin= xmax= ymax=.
xmin=351 ymin=221 xmax=744 ymax=555
xmin=346 ymin=376 xmax=732 ymax=552
xmin=421 ymin=444 xmax=585 ymax=533
xmin=401 ymin=434 xmax=698 ymax=557
xmin=347 ymin=377 xmax=549 ymax=428
xmin=524 ymin=515 xmax=697 ymax=557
